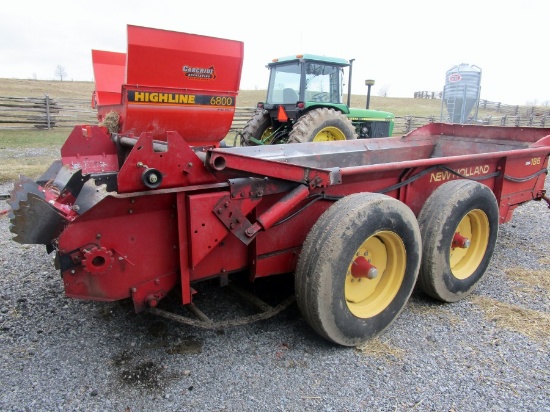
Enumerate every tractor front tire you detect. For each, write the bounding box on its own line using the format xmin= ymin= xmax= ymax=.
xmin=288 ymin=108 xmax=357 ymax=143
xmin=241 ymin=111 xmax=273 ymax=146
xmin=295 ymin=193 xmax=421 ymax=346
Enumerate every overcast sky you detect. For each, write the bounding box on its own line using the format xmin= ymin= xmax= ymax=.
xmin=2 ymin=0 xmax=548 ymax=105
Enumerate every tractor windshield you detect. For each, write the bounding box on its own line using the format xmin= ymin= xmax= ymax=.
xmin=266 ymin=62 xmax=301 ymax=104
xmin=266 ymin=60 xmax=344 ymax=105
xmin=304 ymin=63 xmax=343 ymax=104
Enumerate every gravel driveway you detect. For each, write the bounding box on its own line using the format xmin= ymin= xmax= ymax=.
xmin=0 ymin=174 xmax=549 ymax=412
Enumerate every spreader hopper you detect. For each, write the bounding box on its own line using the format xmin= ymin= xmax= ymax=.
xmin=92 ymin=25 xmax=244 ymax=146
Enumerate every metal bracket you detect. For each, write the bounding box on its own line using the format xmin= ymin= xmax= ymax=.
xmin=228 ymin=177 xmax=298 ymax=200
xmin=213 ymin=195 xmax=256 ymax=245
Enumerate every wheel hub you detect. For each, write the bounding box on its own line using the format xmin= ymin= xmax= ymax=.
xmin=345 ymin=231 xmax=405 ymax=318
xmin=351 ymin=256 xmax=379 ymax=279
xmin=449 ymin=210 xmax=489 ymax=280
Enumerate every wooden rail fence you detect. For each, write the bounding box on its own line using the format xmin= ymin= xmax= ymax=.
xmin=1 ymin=95 xmax=548 ymax=139
xmin=0 ymin=95 xmax=97 ymax=129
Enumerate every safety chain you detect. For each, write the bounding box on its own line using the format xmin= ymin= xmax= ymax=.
xmin=148 ymin=295 xmax=295 ymax=330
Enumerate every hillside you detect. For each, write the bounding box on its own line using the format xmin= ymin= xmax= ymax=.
xmin=0 ymin=78 xmax=95 ymax=99
xmin=0 ymin=78 xmax=548 ymax=121
xmin=0 ymin=78 xmax=447 ymax=118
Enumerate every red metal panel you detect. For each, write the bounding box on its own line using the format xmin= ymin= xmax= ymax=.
xmin=60 ymin=126 xmax=119 ymax=174
xmin=189 ymin=234 xmax=248 ymax=281
xmin=254 ymin=248 xmax=300 ymax=278
xmin=209 ymin=150 xmax=338 ymax=187
xmin=122 ymin=85 xmax=236 ymax=144
xmin=90 ymin=25 xmax=245 ymax=145
xmin=126 ymin=25 xmax=243 ymax=93
xmin=188 ymin=192 xmax=233 ymax=268
xmin=59 ymin=194 xmax=179 ymax=305
xmin=400 ymin=162 xmax=500 ymax=216
xmin=123 ymin=25 xmax=243 ymax=144
xmin=91 ymin=49 xmax=126 ymax=106
xmin=498 ymin=153 xmax=549 ymax=223
xmin=177 ymin=192 xmax=191 ymax=305
xmin=407 ymin=123 xmax=550 ymax=143
xmin=117 ymin=131 xmax=218 ymax=193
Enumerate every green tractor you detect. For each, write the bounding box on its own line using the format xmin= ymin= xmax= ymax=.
xmin=241 ymin=54 xmax=394 ymax=145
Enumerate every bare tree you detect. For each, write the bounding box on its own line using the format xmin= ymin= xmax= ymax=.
xmin=55 ymin=65 xmax=67 ymax=81
xmin=377 ymin=84 xmax=390 ymax=97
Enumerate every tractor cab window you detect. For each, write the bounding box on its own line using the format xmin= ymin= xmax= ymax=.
xmin=266 ymin=62 xmax=301 ymax=104
xmin=304 ymin=63 xmax=343 ymax=104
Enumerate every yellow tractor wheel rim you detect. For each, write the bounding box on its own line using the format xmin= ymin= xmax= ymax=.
xmin=449 ymin=209 xmax=489 ymax=280
xmin=345 ymin=231 xmax=406 ymax=318
xmin=312 ymin=126 xmax=347 ymax=142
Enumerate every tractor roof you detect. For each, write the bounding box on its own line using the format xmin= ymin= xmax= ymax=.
xmin=268 ymin=54 xmax=350 ymax=67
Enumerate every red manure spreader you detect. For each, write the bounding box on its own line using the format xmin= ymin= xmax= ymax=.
xmin=8 ymin=25 xmax=550 ymax=346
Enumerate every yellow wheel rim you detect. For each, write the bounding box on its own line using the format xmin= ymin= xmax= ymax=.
xmin=450 ymin=209 xmax=489 ymax=280
xmin=345 ymin=231 xmax=406 ymax=318
xmin=312 ymin=126 xmax=347 ymax=142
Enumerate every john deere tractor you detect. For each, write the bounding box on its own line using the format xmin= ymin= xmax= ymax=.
xmin=241 ymin=54 xmax=394 ymax=145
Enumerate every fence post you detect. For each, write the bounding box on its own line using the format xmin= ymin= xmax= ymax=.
xmin=45 ymin=94 xmax=51 ymax=130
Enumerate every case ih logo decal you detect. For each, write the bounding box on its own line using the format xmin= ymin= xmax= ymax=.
xmin=182 ymin=65 xmax=216 ymax=80
xmin=127 ymin=91 xmax=234 ymax=107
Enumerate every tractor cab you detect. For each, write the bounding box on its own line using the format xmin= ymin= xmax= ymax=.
xmin=263 ymin=54 xmax=350 ymax=118
xmin=241 ymin=54 xmax=394 ymax=145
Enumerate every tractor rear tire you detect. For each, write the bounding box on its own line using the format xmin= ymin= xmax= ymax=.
xmin=295 ymin=193 xmax=421 ymax=346
xmin=288 ymin=108 xmax=357 ymax=143
xmin=417 ymin=180 xmax=499 ymax=302
xmin=241 ymin=111 xmax=273 ymax=146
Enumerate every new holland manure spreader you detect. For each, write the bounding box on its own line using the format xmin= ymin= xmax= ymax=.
xmin=7 ymin=25 xmax=550 ymax=346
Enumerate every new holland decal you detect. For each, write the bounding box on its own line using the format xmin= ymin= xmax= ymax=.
xmin=430 ymin=165 xmax=490 ymax=182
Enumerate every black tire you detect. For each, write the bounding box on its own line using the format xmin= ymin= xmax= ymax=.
xmin=295 ymin=193 xmax=421 ymax=346
xmin=241 ymin=111 xmax=273 ymax=146
xmin=417 ymin=180 xmax=499 ymax=302
xmin=288 ymin=108 xmax=357 ymax=143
